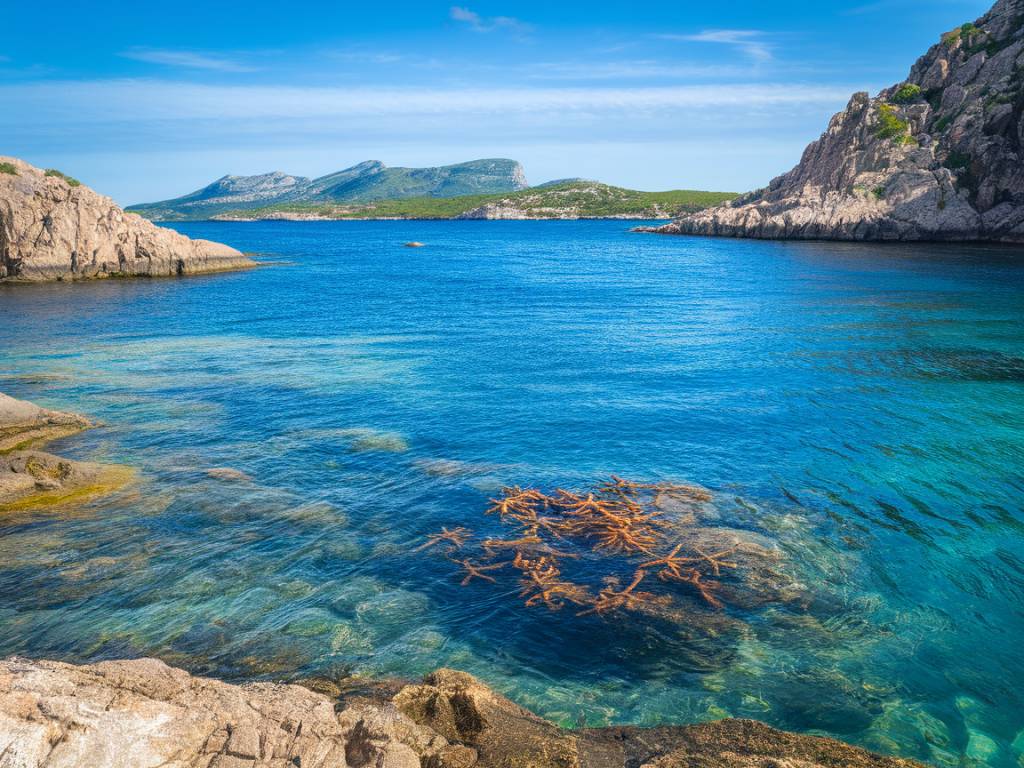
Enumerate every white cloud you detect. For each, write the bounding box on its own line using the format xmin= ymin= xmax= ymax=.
xmin=119 ymin=48 xmax=257 ymax=73
xmin=658 ymin=30 xmax=774 ymax=63
xmin=526 ymin=60 xmax=753 ymax=81
xmin=449 ymin=6 xmax=531 ymax=35
xmin=0 ymin=79 xmax=855 ymax=123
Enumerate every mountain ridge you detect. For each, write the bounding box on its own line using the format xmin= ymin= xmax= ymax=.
xmin=130 ymin=158 xmax=529 ymax=220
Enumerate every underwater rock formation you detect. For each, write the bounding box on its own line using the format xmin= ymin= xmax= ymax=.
xmin=0 ymin=392 xmax=128 ymax=510
xmin=0 ymin=657 xmax=926 ymax=768
xmin=644 ymin=0 xmax=1024 ymax=242
xmin=0 ymin=156 xmax=252 ymax=281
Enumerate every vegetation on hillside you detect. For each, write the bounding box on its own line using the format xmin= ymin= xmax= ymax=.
xmin=207 ymin=182 xmax=738 ymax=221
xmin=0 ymin=162 xmax=18 ymax=176
xmin=44 ymin=169 xmax=81 ymax=187
xmin=874 ymin=104 xmax=916 ymax=144
xmin=891 ymin=84 xmax=922 ymax=104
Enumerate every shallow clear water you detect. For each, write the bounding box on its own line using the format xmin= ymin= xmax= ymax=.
xmin=2 ymin=221 xmax=1024 ymax=766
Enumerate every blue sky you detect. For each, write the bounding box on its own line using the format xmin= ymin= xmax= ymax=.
xmin=0 ymin=0 xmax=992 ymax=204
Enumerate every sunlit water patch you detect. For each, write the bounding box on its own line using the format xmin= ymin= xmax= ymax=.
xmin=1 ymin=221 xmax=1023 ymax=767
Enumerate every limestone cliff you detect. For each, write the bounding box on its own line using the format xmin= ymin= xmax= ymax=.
xmin=0 ymin=658 xmax=924 ymax=768
xmin=0 ymin=157 xmax=252 ymax=281
xmin=650 ymin=0 xmax=1024 ymax=242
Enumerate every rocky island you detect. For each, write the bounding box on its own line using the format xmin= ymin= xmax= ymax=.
xmin=646 ymin=0 xmax=1024 ymax=242
xmin=0 ymin=657 xmax=924 ymax=768
xmin=200 ymin=183 xmax=735 ymax=222
xmin=128 ymin=159 xmax=531 ymax=221
xmin=0 ymin=157 xmax=251 ymax=281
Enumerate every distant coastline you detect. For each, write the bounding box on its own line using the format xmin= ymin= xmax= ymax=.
xmin=136 ymin=181 xmax=737 ymax=223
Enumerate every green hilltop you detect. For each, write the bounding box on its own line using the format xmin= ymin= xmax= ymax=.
xmin=210 ymin=181 xmax=738 ymax=221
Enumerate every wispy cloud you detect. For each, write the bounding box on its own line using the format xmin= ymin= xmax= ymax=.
xmin=0 ymin=79 xmax=857 ymax=123
xmin=119 ymin=48 xmax=257 ymax=73
xmin=657 ymin=30 xmax=774 ymax=63
xmin=527 ymin=60 xmax=752 ymax=81
xmin=325 ymin=50 xmax=407 ymax=65
xmin=449 ymin=7 xmax=531 ymax=35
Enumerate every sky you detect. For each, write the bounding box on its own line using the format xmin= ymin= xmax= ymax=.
xmin=0 ymin=0 xmax=994 ymax=204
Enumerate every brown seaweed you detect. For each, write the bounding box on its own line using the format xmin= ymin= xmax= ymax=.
xmin=420 ymin=475 xmax=774 ymax=618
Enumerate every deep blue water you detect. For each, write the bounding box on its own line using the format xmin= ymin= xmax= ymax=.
xmin=2 ymin=220 xmax=1023 ymax=766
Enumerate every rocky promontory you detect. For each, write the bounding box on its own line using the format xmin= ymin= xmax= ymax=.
xmin=647 ymin=0 xmax=1024 ymax=242
xmin=0 ymin=657 xmax=924 ymax=768
xmin=0 ymin=157 xmax=252 ymax=281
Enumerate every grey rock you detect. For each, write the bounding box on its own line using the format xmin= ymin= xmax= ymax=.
xmin=0 ymin=156 xmax=253 ymax=281
xmin=646 ymin=0 xmax=1024 ymax=243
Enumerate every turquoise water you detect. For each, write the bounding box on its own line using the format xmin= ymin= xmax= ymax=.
xmin=2 ymin=221 xmax=1023 ymax=766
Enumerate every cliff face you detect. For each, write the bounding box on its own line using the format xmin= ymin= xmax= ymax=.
xmin=0 ymin=657 xmax=925 ymax=768
xmin=0 ymin=157 xmax=252 ymax=281
xmin=652 ymin=0 xmax=1024 ymax=242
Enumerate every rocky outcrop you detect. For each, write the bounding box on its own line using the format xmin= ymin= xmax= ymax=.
xmin=0 ymin=657 xmax=925 ymax=768
xmin=648 ymin=0 xmax=1024 ymax=242
xmin=0 ymin=393 xmax=91 ymax=454
xmin=0 ymin=393 xmax=130 ymax=510
xmin=0 ymin=157 xmax=252 ymax=281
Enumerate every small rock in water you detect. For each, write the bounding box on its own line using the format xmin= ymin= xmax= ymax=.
xmin=205 ymin=467 xmax=253 ymax=482
xmin=404 ymin=241 xmax=425 ymax=248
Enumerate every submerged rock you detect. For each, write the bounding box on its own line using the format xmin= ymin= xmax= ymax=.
xmin=0 ymin=657 xmax=927 ymax=768
xmin=206 ymin=467 xmax=255 ymax=483
xmin=0 ymin=156 xmax=253 ymax=281
xmin=645 ymin=0 xmax=1024 ymax=242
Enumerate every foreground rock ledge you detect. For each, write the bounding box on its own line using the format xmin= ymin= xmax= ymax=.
xmin=0 ymin=657 xmax=924 ymax=768
xmin=0 ymin=156 xmax=253 ymax=281
xmin=643 ymin=0 xmax=1024 ymax=242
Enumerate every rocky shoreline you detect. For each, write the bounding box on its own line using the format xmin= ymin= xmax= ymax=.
xmin=0 ymin=157 xmax=253 ymax=282
xmin=0 ymin=392 xmax=131 ymax=512
xmin=0 ymin=657 xmax=924 ymax=768
xmin=644 ymin=0 xmax=1024 ymax=243
xmin=210 ymin=212 xmax=664 ymax=222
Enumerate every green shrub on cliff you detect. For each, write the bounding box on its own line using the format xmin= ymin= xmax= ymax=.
xmin=44 ymin=169 xmax=81 ymax=187
xmin=0 ymin=162 xmax=17 ymax=176
xmin=874 ymin=104 xmax=912 ymax=142
xmin=892 ymin=84 xmax=922 ymax=104
xmin=943 ymin=22 xmax=979 ymax=45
